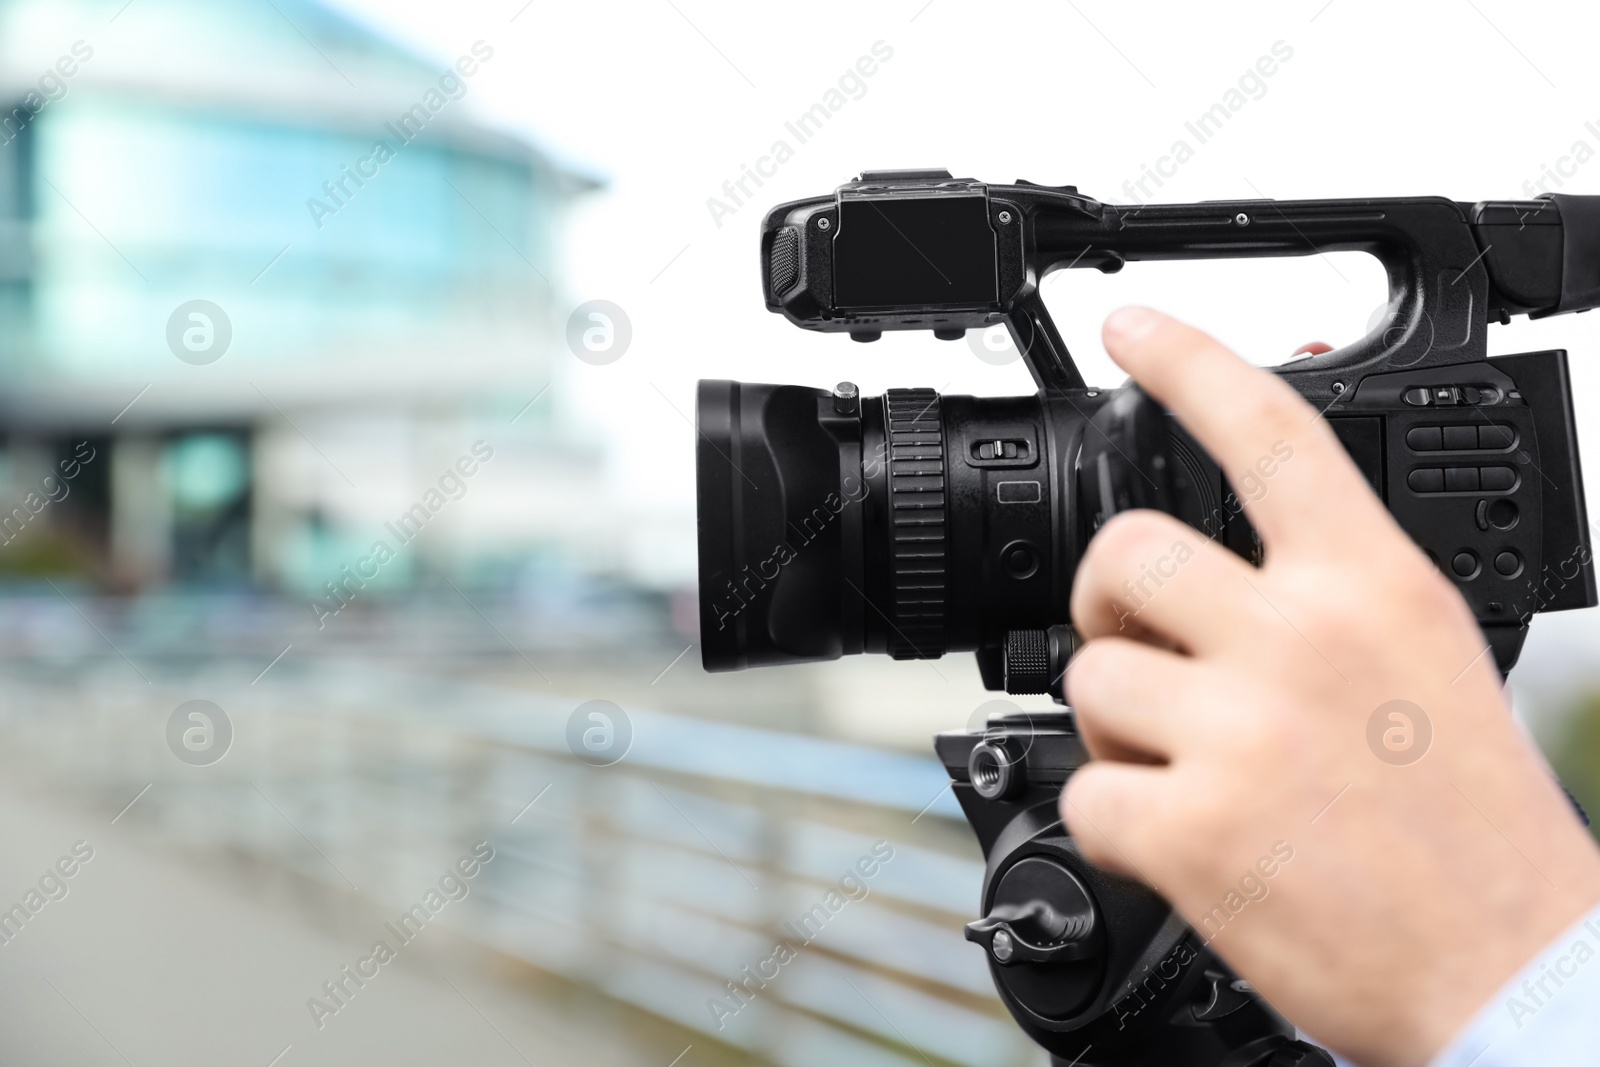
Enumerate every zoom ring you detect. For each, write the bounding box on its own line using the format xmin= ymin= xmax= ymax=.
xmin=884 ymin=389 xmax=948 ymax=659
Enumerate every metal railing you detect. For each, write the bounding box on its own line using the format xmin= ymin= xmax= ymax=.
xmin=0 ymin=649 xmax=1047 ymax=1067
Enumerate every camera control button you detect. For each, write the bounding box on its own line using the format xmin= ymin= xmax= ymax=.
xmin=1402 ymin=387 xmax=1432 ymax=406
xmin=1478 ymin=424 xmax=1515 ymax=449
xmin=1494 ymin=551 xmax=1523 ymax=577
xmin=1479 ymin=466 xmax=1516 ymax=492
xmin=1452 ymin=551 xmax=1480 ymax=579
xmin=1407 ymin=468 xmax=1444 ymax=494
xmin=1444 ymin=467 xmax=1480 ymax=492
xmin=1443 ymin=426 xmax=1478 ymax=450
xmin=1406 ymin=427 xmax=1443 ymax=451
xmin=1002 ymin=542 xmax=1038 ymax=580
xmin=1486 ymin=499 xmax=1519 ymax=529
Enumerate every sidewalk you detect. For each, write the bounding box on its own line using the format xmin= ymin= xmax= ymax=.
xmin=0 ymin=774 xmax=671 ymax=1067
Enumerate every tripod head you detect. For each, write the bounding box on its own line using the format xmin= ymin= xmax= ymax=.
xmin=938 ymin=710 xmax=1332 ymax=1067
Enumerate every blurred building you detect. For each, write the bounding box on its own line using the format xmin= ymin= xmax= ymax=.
xmin=0 ymin=0 xmax=604 ymax=595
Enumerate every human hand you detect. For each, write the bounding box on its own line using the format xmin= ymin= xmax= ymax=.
xmin=1059 ymin=307 xmax=1600 ymax=1066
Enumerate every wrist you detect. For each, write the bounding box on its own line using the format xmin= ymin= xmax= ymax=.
xmin=1418 ymin=894 xmax=1600 ymax=1067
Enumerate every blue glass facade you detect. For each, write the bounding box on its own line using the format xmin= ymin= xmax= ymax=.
xmin=0 ymin=0 xmax=593 ymax=587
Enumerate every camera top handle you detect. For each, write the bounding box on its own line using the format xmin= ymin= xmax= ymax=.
xmin=763 ymin=170 xmax=1600 ymax=398
xmin=1024 ymin=185 xmax=1600 ymax=397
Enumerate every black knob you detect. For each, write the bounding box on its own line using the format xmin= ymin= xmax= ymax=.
xmin=964 ymin=865 xmax=1097 ymax=966
xmin=1259 ymin=1042 xmax=1337 ymax=1067
xmin=1004 ymin=630 xmax=1049 ymax=693
xmin=1003 ymin=626 xmax=1077 ymax=699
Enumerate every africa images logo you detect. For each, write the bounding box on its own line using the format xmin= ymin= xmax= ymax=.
xmin=566 ymin=700 xmax=633 ymax=767
xmin=166 ymin=700 xmax=233 ymax=766
xmin=166 ymin=300 xmax=233 ymax=365
xmin=1366 ymin=700 xmax=1432 ymax=766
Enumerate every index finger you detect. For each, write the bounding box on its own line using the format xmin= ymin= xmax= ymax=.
xmin=1100 ymin=306 xmax=1388 ymax=554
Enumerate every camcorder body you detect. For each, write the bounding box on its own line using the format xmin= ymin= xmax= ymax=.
xmin=693 ymin=170 xmax=1600 ymax=1066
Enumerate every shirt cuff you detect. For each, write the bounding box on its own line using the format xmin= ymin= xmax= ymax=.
xmin=1325 ymin=900 xmax=1600 ymax=1067
xmin=1426 ymin=898 xmax=1600 ymax=1066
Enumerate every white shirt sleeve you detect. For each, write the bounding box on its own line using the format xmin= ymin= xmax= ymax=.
xmin=1334 ymin=899 xmax=1600 ymax=1066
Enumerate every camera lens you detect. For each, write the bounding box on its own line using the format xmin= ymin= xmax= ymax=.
xmin=696 ymin=379 xmax=1082 ymax=673
xmin=696 ymin=380 xmax=863 ymax=671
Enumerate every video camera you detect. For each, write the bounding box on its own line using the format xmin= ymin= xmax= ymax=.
xmin=694 ymin=170 xmax=1600 ymax=1066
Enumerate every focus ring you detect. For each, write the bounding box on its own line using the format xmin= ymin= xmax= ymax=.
xmin=884 ymin=388 xmax=947 ymax=658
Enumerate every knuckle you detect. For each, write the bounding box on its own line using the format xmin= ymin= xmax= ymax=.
xmin=1062 ymin=768 xmax=1143 ymax=861
xmin=1226 ymin=705 xmax=1294 ymax=763
xmin=1297 ymin=591 xmax=1363 ymax=649
xmin=1063 ymin=641 xmax=1121 ymax=706
xmin=1071 ymin=708 xmax=1119 ymax=762
xmin=1157 ymin=794 xmax=1221 ymax=869
xmin=1249 ymin=566 xmax=1370 ymax=670
xmin=1182 ymin=766 xmax=1254 ymax=837
xmin=1360 ymin=544 xmax=1472 ymax=623
xmin=1275 ymin=563 xmax=1361 ymax=623
xmin=1075 ymin=515 xmax=1183 ymax=629
xmin=1059 ymin=767 xmax=1102 ymax=826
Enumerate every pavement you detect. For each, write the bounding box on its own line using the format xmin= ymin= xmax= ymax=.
xmin=0 ymin=761 xmax=699 ymax=1067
